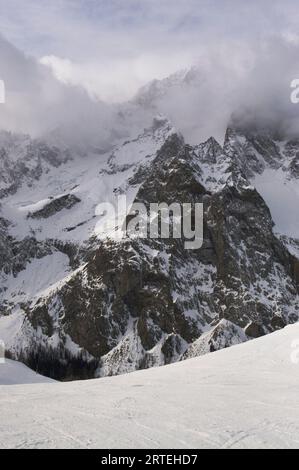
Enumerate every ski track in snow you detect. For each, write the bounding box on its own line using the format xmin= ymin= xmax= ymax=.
xmin=0 ymin=323 xmax=299 ymax=449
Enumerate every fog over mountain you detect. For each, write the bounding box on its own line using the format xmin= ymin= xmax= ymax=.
xmin=0 ymin=34 xmax=124 ymax=152
xmin=1 ymin=29 xmax=299 ymax=147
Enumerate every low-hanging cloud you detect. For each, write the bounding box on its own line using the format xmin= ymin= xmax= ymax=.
xmin=0 ymin=34 xmax=121 ymax=150
xmin=126 ymin=38 xmax=299 ymax=144
xmin=1 ymin=1 xmax=299 ymax=147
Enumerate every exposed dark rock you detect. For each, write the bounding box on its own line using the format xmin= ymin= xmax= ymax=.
xmin=28 ymin=194 xmax=81 ymax=219
xmin=245 ymin=321 xmax=265 ymax=338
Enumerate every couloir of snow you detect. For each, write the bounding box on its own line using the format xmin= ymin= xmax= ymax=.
xmin=0 ymin=323 xmax=298 ymax=449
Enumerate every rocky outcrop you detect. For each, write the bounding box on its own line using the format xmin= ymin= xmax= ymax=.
xmin=27 ymin=194 xmax=81 ymax=219
xmin=183 ymin=319 xmax=248 ymax=359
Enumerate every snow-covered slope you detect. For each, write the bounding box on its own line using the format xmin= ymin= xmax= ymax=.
xmin=0 ymin=323 xmax=298 ymax=448
xmin=0 ymin=359 xmax=55 ymax=385
xmin=254 ymin=169 xmax=299 ymax=238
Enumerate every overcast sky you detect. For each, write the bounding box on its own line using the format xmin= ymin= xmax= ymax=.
xmin=1 ymin=0 xmax=299 ymax=101
xmin=1 ymin=1 xmax=299 ymax=144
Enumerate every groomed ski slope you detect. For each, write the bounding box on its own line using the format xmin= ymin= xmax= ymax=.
xmin=0 ymin=323 xmax=299 ymax=449
xmin=0 ymin=359 xmax=55 ymax=386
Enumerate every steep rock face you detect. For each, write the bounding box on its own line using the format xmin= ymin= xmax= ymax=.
xmin=224 ymin=126 xmax=299 ymax=181
xmin=0 ymin=131 xmax=70 ymax=198
xmin=5 ymin=130 xmax=298 ymax=379
xmin=223 ymin=127 xmax=281 ymax=178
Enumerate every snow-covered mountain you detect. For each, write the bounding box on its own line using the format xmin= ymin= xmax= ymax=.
xmin=0 ymin=94 xmax=298 ymax=381
xmin=1 ymin=323 xmax=299 ymax=448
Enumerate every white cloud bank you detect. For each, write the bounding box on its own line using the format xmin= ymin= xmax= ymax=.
xmin=1 ymin=0 xmax=299 ymax=102
xmin=1 ymin=1 xmax=299 ymax=146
